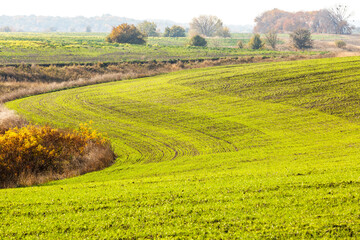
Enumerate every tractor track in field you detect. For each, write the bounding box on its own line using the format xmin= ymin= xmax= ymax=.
xmin=73 ymin=93 xmax=241 ymax=161
xmin=74 ymin=93 xmax=185 ymax=162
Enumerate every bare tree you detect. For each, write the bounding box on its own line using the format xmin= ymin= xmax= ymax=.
xmin=265 ymin=30 xmax=278 ymax=50
xmin=327 ymin=4 xmax=353 ymax=34
xmin=311 ymin=9 xmax=333 ymax=33
xmin=190 ymin=15 xmax=224 ymax=37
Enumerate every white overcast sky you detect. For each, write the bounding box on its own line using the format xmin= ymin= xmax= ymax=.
xmin=1 ymin=0 xmax=359 ymax=25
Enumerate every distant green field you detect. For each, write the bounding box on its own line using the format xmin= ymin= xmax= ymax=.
xmin=0 ymin=32 xmax=319 ymax=64
xmin=4 ymin=57 xmax=360 ymax=238
xmin=147 ymin=34 xmax=252 ymax=47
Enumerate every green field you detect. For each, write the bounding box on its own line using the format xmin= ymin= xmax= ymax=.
xmin=147 ymin=35 xmax=252 ymax=47
xmin=3 ymin=57 xmax=360 ymax=238
xmin=0 ymin=32 xmax=319 ymax=65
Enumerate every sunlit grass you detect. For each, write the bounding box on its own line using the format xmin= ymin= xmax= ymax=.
xmin=3 ymin=57 xmax=360 ymax=238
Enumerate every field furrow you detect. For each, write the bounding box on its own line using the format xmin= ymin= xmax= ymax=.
xmin=3 ymin=57 xmax=360 ymax=238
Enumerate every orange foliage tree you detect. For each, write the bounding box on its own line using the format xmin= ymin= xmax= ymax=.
xmin=254 ymin=7 xmax=353 ymax=34
xmin=106 ymin=23 xmax=146 ymax=44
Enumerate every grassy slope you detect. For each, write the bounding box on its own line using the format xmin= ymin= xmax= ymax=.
xmin=3 ymin=57 xmax=360 ymax=238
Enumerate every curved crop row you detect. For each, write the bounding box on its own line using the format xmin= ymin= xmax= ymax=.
xmin=3 ymin=56 xmax=360 ymax=238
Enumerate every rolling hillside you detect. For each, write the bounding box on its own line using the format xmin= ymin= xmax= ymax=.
xmin=3 ymin=57 xmax=360 ymax=238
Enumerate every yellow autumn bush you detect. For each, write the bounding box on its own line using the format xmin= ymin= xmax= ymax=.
xmin=0 ymin=122 xmax=115 ymax=188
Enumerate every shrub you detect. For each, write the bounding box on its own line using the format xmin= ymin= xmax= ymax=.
xmin=290 ymin=29 xmax=313 ymax=50
xmin=265 ymin=30 xmax=278 ymax=50
xmin=248 ymin=34 xmax=264 ymax=50
xmin=189 ymin=35 xmax=207 ymax=47
xmin=335 ymin=40 xmax=346 ymax=48
xmin=106 ymin=23 xmax=146 ymax=45
xmin=237 ymin=40 xmax=244 ymax=49
xmin=0 ymin=122 xmax=115 ymax=188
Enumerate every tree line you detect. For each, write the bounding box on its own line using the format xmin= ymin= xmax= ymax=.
xmin=106 ymin=15 xmax=232 ymax=46
xmin=0 ymin=15 xmax=180 ymax=32
xmin=106 ymin=14 xmax=319 ymax=51
xmin=254 ymin=5 xmax=354 ymax=34
xmin=132 ymin=15 xmax=231 ymax=38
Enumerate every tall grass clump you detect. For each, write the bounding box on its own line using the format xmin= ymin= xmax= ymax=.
xmin=335 ymin=40 xmax=346 ymax=48
xmin=0 ymin=122 xmax=115 ymax=188
xmin=0 ymin=105 xmax=28 ymax=133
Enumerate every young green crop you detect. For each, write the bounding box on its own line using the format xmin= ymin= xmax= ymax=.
xmin=0 ymin=32 xmax=320 ymax=64
xmin=3 ymin=57 xmax=360 ymax=238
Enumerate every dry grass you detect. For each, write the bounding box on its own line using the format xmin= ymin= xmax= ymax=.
xmin=0 ymin=72 xmax=141 ymax=103
xmin=12 ymin=142 xmax=115 ymax=188
xmin=277 ymin=33 xmax=360 ymax=56
xmin=0 ymin=105 xmax=28 ymax=133
xmin=0 ymin=63 xmax=168 ymax=103
xmin=0 ymin=56 xmax=333 ymax=104
xmin=12 ymin=142 xmax=114 ymax=187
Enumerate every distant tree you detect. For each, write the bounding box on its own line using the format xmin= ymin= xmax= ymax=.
xmin=290 ymin=28 xmax=313 ymax=49
xmin=190 ymin=15 xmax=224 ymax=37
xmin=164 ymin=27 xmax=171 ymax=37
xmin=189 ymin=35 xmax=207 ymax=47
xmin=248 ymin=34 xmax=264 ymax=49
xmin=164 ymin=25 xmax=186 ymax=37
xmin=255 ymin=9 xmax=313 ymax=33
xmin=311 ymin=9 xmax=334 ymax=33
xmin=254 ymin=7 xmax=353 ymax=35
xmin=46 ymin=27 xmax=57 ymax=32
xmin=265 ymin=30 xmax=278 ymax=50
xmin=0 ymin=26 xmax=12 ymax=32
xmin=254 ymin=9 xmax=291 ymax=33
xmin=86 ymin=26 xmax=92 ymax=33
xmin=217 ymin=27 xmax=231 ymax=38
xmin=137 ymin=21 xmax=159 ymax=37
xmin=327 ymin=4 xmax=353 ymax=34
xmin=106 ymin=23 xmax=146 ymax=45
xmin=171 ymin=26 xmax=186 ymax=37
